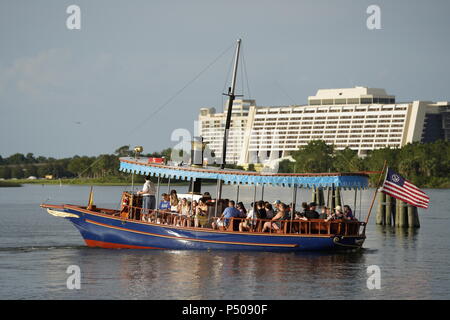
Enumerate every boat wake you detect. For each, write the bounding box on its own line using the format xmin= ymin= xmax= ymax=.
xmin=0 ymin=245 xmax=86 ymax=253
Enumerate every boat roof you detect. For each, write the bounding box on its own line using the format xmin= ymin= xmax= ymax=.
xmin=119 ymin=157 xmax=369 ymax=189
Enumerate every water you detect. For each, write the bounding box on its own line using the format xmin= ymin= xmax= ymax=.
xmin=0 ymin=184 xmax=449 ymax=299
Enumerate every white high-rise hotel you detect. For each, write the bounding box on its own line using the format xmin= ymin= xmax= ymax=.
xmin=198 ymin=87 xmax=450 ymax=165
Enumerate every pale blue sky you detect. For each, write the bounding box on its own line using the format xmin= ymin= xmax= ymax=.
xmin=1 ymin=0 xmax=449 ymax=158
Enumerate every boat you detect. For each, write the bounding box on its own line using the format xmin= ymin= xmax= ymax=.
xmin=40 ymin=39 xmax=375 ymax=251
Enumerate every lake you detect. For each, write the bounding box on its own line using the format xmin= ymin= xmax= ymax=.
xmin=0 ymin=184 xmax=449 ymax=299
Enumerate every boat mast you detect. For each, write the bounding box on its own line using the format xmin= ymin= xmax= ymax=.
xmin=221 ymin=38 xmax=241 ymax=169
xmin=214 ymin=39 xmax=241 ymax=218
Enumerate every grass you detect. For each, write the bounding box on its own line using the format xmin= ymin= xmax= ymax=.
xmin=0 ymin=180 xmax=22 ymax=187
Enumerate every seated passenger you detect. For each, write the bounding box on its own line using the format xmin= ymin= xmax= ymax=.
xmin=212 ymin=200 xmax=240 ymax=229
xmin=159 ymin=193 xmax=171 ymax=211
xmin=202 ymin=192 xmax=212 ymax=201
xmin=343 ymin=205 xmax=355 ymax=220
xmin=169 ymin=190 xmax=179 ymax=212
xmin=174 ymin=198 xmax=189 ymax=226
xmin=262 ymin=203 xmax=289 ymax=233
xmin=326 ymin=205 xmax=344 ymax=221
xmin=194 ymin=198 xmax=209 ymax=228
xmin=239 ymin=202 xmax=260 ymax=232
xmin=304 ymin=202 xmax=319 ymax=219
xmin=318 ymin=206 xmax=328 ymax=219
xmin=272 ymin=200 xmax=281 ymax=214
xmin=257 ymin=201 xmax=267 ymax=220
xmin=264 ymin=203 xmax=274 ymax=219
xmin=236 ymin=202 xmax=247 ymax=218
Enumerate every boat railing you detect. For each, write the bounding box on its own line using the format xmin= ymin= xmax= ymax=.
xmin=117 ymin=204 xmax=365 ymax=237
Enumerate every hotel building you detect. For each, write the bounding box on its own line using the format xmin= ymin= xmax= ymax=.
xmin=198 ymin=87 xmax=450 ymax=165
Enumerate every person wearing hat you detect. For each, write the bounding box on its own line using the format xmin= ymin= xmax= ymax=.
xmin=304 ymin=202 xmax=319 ymax=219
xmin=334 ymin=205 xmax=344 ymax=219
xmin=272 ymin=200 xmax=281 ymax=214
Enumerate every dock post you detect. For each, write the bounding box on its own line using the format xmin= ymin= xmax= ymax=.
xmin=407 ymin=204 xmax=420 ymax=228
xmin=396 ymin=199 xmax=408 ymax=227
xmin=376 ymin=192 xmax=386 ymax=225
xmin=385 ymin=194 xmax=393 ymax=226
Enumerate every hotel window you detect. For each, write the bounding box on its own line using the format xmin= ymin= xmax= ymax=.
xmin=334 ymin=98 xmax=346 ymax=104
xmin=322 ymin=99 xmax=333 ymax=105
xmin=309 ymin=99 xmax=321 ymax=105
xmin=347 ymin=98 xmax=359 ymax=104
xmin=360 ymin=98 xmax=373 ymax=104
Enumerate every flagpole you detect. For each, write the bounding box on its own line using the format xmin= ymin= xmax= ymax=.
xmin=364 ymin=160 xmax=388 ymax=228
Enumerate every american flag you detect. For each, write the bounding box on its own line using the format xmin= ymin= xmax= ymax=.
xmin=379 ymin=168 xmax=430 ymax=209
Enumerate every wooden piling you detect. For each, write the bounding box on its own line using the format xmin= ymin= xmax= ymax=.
xmin=376 ymin=192 xmax=386 ymax=225
xmin=385 ymin=194 xmax=393 ymax=226
xmin=396 ymin=199 xmax=408 ymax=227
xmin=407 ymin=204 xmax=420 ymax=228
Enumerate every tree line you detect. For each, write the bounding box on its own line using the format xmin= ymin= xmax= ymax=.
xmin=0 ymin=146 xmax=171 ymax=180
xmin=1 ymin=141 xmax=449 ymax=187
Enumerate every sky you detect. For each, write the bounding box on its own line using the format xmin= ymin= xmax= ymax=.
xmin=1 ymin=0 xmax=449 ymax=158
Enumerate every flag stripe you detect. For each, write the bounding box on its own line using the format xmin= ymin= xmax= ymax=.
xmin=381 ymin=185 xmax=429 ymax=208
xmin=404 ymin=181 xmax=429 ymax=197
xmin=381 ymin=188 xmax=428 ymax=209
xmin=384 ymin=181 xmax=430 ymax=202
xmin=382 ymin=183 xmax=429 ymax=205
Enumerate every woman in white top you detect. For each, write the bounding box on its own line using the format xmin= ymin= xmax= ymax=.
xmin=239 ymin=203 xmax=259 ymax=232
xmin=169 ymin=189 xmax=179 ymax=212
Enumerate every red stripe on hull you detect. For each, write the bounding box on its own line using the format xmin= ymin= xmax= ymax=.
xmin=84 ymin=239 xmax=165 ymax=249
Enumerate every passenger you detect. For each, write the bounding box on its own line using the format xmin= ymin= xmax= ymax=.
xmin=202 ymin=192 xmax=212 ymax=201
xmin=185 ymin=200 xmax=194 ymax=227
xmin=212 ymin=200 xmax=240 ymax=229
xmin=137 ymin=176 xmax=156 ymax=214
xmin=264 ymin=203 xmax=274 ymax=219
xmin=194 ymin=198 xmax=209 ymax=228
xmin=174 ymin=198 xmax=189 ymax=226
xmin=159 ymin=193 xmax=171 ymax=211
xmin=257 ymin=201 xmax=267 ymax=220
xmin=318 ymin=206 xmax=328 ymax=219
xmin=272 ymin=200 xmax=281 ymax=214
xmin=191 ymin=199 xmax=198 ymax=214
xmin=343 ymin=205 xmax=355 ymax=220
xmin=169 ymin=190 xmax=179 ymax=212
xmin=335 ymin=206 xmax=344 ymax=219
xmin=300 ymin=202 xmax=309 ymax=216
xmin=262 ymin=203 xmax=289 ymax=233
xmin=239 ymin=202 xmax=259 ymax=232
xmin=236 ymin=202 xmax=247 ymax=218
xmin=304 ymin=202 xmax=319 ymax=219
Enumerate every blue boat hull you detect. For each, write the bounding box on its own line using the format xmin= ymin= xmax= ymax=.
xmin=61 ymin=206 xmax=365 ymax=251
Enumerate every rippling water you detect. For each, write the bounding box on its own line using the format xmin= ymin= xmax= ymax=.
xmin=0 ymin=184 xmax=449 ymax=299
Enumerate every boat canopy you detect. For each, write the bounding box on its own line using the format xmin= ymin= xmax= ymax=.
xmin=119 ymin=158 xmax=369 ymax=189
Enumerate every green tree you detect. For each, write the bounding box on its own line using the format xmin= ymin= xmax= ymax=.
xmin=333 ymin=147 xmax=363 ymax=172
xmin=0 ymin=166 xmax=12 ymax=179
xmin=115 ymin=145 xmax=131 ymax=157
xmin=291 ymin=140 xmax=334 ymax=173
xmin=68 ymin=156 xmax=95 ymax=178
